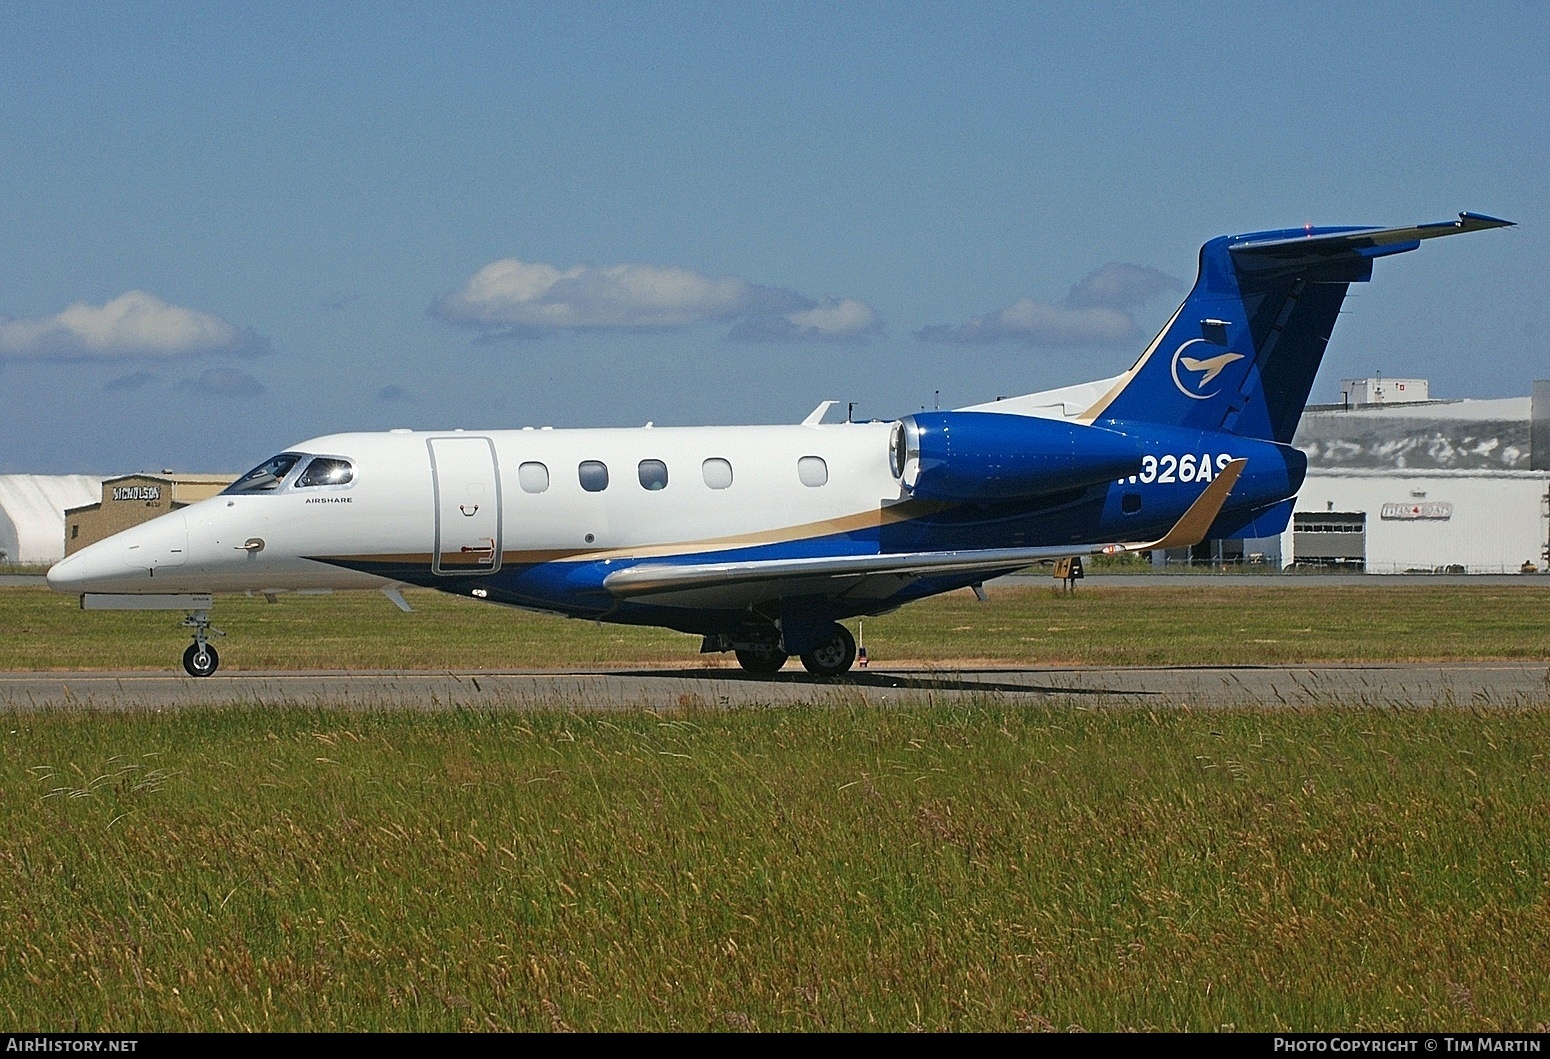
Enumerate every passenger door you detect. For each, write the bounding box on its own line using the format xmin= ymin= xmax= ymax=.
xmin=429 ymin=436 xmax=502 ymax=575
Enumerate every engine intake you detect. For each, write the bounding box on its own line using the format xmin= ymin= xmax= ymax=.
xmin=891 ymin=411 xmax=1144 ymax=502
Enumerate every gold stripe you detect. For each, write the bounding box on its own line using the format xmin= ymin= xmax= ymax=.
xmin=1076 ymin=300 xmax=1185 ymax=423
xmin=319 ymin=498 xmax=952 ymax=568
xmin=564 ymin=498 xmax=950 ymax=562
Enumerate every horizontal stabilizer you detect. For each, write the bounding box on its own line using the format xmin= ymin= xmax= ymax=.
xmin=1229 ymin=212 xmax=1513 ymax=263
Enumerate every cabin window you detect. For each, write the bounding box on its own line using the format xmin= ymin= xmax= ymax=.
xmin=637 ymin=459 xmax=668 ymax=491
xmin=797 ymin=455 xmax=828 ymax=487
xmin=701 ymin=458 xmax=733 ymax=489
xmin=579 ymin=460 xmax=609 ymax=492
xmin=518 ymin=461 xmax=549 ymax=494
xmin=296 ymin=457 xmax=354 ymax=488
xmin=223 ymin=453 xmax=302 ymax=494
xmin=1122 ymin=492 xmax=1142 ymax=515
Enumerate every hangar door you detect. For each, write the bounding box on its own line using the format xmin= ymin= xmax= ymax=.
xmin=1291 ymin=511 xmax=1366 ymax=569
xmin=429 ymin=436 xmax=502 ymax=575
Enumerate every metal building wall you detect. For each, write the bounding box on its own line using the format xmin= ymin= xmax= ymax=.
xmin=65 ymin=473 xmax=235 ymax=555
xmin=1280 ymin=470 xmax=1549 ymax=574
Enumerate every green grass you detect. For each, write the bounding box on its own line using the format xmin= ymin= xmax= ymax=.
xmin=3 ymin=704 xmax=1548 ymax=1031
xmin=3 ymin=581 xmax=1549 ymax=671
xmin=4 ymin=582 xmax=1549 ymax=1031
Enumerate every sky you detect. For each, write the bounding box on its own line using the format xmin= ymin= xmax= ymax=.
xmin=2 ymin=1 xmax=1546 ymax=475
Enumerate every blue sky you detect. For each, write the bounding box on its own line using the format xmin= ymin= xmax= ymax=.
xmin=2 ymin=1 xmax=1545 ymax=474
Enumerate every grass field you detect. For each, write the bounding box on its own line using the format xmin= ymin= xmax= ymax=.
xmin=3 ymin=582 xmax=1548 ymax=1032
xmin=4 ymin=579 xmax=1550 ymax=671
xmin=4 ymin=704 xmax=1549 ymax=1032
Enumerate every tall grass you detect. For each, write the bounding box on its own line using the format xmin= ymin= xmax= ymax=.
xmin=4 ymin=703 xmax=1548 ymax=1031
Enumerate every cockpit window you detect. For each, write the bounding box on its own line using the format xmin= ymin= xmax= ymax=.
xmin=296 ymin=457 xmax=355 ymax=488
xmin=223 ymin=454 xmax=303 ymax=494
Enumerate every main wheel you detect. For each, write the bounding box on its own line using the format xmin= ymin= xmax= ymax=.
xmin=800 ymin=624 xmax=856 ymax=677
xmin=735 ymin=643 xmax=788 ymax=674
xmin=183 ymin=642 xmax=219 ymax=678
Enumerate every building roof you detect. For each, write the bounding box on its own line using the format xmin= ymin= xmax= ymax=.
xmin=0 ymin=474 xmax=102 ymax=565
xmin=101 ymin=472 xmax=238 ymax=485
xmin=1295 ymin=398 xmax=1535 ymax=472
xmin=1306 ymin=396 xmax=1530 ymax=421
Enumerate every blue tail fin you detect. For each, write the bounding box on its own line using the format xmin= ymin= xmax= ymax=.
xmin=1080 ymin=212 xmax=1512 ymax=443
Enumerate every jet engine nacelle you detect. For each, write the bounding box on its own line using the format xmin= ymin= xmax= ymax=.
xmin=890 ymin=411 xmax=1144 ymax=502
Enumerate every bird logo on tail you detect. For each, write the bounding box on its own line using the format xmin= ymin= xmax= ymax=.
xmin=1170 ymin=339 xmax=1244 ymax=399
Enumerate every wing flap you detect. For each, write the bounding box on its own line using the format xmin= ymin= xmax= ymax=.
xmin=604 ymin=460 xmax=1245 ymax=602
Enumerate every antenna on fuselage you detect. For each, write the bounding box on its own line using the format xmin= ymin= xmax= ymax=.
xmin=802 ymin=400 xmax=838 ymax=425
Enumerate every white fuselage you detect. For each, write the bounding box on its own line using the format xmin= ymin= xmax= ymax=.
xmin=47 ymin=420 xmax=903 ymax=597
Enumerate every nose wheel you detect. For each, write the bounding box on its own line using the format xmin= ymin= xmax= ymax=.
xmin=182 ymin=641 xmax=219 ymax=678
xmin=179 ymin=609 xmax=224 ymax=677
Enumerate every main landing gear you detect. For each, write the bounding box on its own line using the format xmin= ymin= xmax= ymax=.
xmin=179 ymin=609 xmax=224 ymax=677
xmin=734 ymin=637 xmax=788 ymax=675
xmin=714 ymin=622 xmax=859 ymax=677
xmin=798 ymin=623 xmax=856 ymax=677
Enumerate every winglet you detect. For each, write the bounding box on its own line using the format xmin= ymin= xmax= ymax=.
xmin=1106 ymin=458 xmax=1246 ymax=555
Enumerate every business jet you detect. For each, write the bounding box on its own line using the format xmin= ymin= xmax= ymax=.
xmin=47 ymin=212 xmax=1512 ymax=677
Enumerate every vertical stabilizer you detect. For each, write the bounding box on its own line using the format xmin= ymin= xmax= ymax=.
xmin=1080 ymin=212 xmax=1512 ymax=443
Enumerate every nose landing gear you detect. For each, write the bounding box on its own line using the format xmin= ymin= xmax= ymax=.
xmin=179 ymin=609 xmax=224 ymax=677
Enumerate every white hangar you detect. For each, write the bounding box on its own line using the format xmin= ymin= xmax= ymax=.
xmin=0 ymin=475 xmax=102 ymax=566
xmin=1267 ymin=379 xmax=1550 ymax=574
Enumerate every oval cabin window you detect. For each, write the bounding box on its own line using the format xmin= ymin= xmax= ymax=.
xmin=518 ymin=462 xmax=549 ymax=494
xmin=578 ymin=460 xmax=609 ymax=493
xmin=797 ymin=456 xmax=828 ymax=487
xmin=701 ymin=458 xmax=733 ymax=489
xmin=637 ymin=459 xmax=668 ymax=490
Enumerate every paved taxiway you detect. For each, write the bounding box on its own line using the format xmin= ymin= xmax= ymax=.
xmin=3 ymin=661 xmax=1547 ymax=712
xmin=6 ymin=573 xmax=1545 ymax=710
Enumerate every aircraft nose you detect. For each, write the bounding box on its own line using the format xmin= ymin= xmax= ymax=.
xmin=46 ymin=542 xmax=109 ymax=592
xmin=46 ymin=511 xmax=191 ymax=594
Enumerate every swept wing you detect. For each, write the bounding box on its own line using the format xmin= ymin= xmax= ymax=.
xmin=602 ymin=460 xmax=1244 ymax=608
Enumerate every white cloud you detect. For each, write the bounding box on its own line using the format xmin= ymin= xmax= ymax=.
xmin=0 ymin=291 xmax=268 ymax=360
xmin=787 ymin=298 xmax=882 ymax=338
xmin=915 ymin=261 xmax=1182 ymax=348
xmin=728 ymin=297 xmax=884 ymax=343
xmin=434 ymin=259 xmax=753 ymax=330
xmin=433 ymin=258 xmax=882 ymax=342
xmin=1066 ymin=263 xmax=1182 ymax=310
xmin=917 ymin=299 xmax=1137 ymax=346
